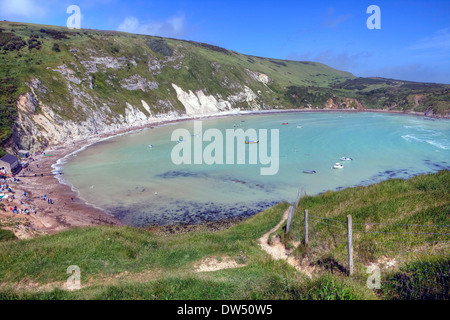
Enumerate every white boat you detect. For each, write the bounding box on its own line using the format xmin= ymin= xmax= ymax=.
xmin=297 ymin=125 xmax=303 ymax=128
xmin=340 ymin=157 xmax=352 ymax=161
xmin=333 ymin=163 xmax=344 ymax=169
xmin=149 ymin=144 xmax=153 ymax=148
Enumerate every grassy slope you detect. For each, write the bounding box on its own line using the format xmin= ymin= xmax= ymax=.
xmin=0 ymin=171 xmax=449 ymax=300
xmin=283 ymin=170 xmax=450 ymax=299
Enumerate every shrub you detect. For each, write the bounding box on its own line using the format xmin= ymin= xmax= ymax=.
xmin=146 ymin=39 xmax=173 ymax=57
xmin=52 ymin=43 xmax=60 ymax=52
xmin=0 ymin=229 xmax=17 ymax=242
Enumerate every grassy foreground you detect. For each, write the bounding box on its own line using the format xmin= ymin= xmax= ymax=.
xmin=0 ymin=171 xmax=449 ymax=300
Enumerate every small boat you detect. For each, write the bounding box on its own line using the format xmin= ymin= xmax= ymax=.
xmin=297 ymin=125 xmax=303 ymax=128
xmin=245 ymin=140 xmax=259 ymax=144
xmin=333 ymin=163 xmax=344 ymax=169
xmin=282 ymin=123 xmax=289 ymax=125
xmin=340 ymin=157 xmax=352 ymax=161
xmin=149 ymin=144 xmax=153 ymax=148
xmin=303 ymin=170 xmax=316 ymax=174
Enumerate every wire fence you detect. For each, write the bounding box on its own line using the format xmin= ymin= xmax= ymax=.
xmin=291 ymin=210 xmax=450 ymax=300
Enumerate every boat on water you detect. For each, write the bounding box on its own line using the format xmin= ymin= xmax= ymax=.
xmin=245 ymin=140 xmax=259 ymax=144
xmin=340 ymin=157 xmax=352 ymax=161
xmin=303 ymin=170 xmax=316 ymax=174
xmin=297 ymin=125 xmax=303 ymax=128
xmin=149 ymin=144 xmax=153 ymax=148
xmin=333 ymin=163 xmax=344 ymax=169
xmin=282 ymin=122 xmax=289 ymax=125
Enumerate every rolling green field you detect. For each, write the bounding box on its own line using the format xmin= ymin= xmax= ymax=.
xmin=0 ymin=171 xmax=448 ymax=300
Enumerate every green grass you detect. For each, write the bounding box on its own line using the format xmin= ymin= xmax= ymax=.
xmin=282 ymin=170 xmax=450 ymax=299
xmin=0 ymin=201 xmax=371 ymax=300
xmin=1 ymin=172 xmax=449 ymax=300
xmin=0 ymin=203 xmax=288 ymax=282
xmin=0 ymin=228 xmax=17 ymax=242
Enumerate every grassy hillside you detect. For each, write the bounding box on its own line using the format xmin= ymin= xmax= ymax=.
xmin=0 ymin=171 xmax=448 ymax=300
xmin=1 ymin=21 xmax=449 ymax=156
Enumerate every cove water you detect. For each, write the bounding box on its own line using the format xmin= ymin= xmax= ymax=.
xmin=61 ymin=112 xmax=450 ymax=227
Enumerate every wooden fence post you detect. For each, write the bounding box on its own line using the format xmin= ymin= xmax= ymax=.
xmin=286 ymin=205 xmax=294 ymax=234
xmin=304 ymin=209 xmax=308 ymax=246
xmin=347 ymin=214 xmax=353 ymax=276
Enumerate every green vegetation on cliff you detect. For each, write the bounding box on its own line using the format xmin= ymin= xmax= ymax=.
xmin=0 ymin=21 xmax=449 ymax=155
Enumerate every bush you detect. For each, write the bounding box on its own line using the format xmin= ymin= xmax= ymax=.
xmin=52 ymin=43 xmax=60 ymax=52
xmin=386 ymin=259 xmax=450 ymax=300
xmin=146 ymin=39 xmax=173 ymax=57
xmin=0 ymin=229 xmax=17 ymax=242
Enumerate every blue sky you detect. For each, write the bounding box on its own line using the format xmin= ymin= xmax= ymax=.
xmin=1 ymin=0 xmax=449 ymax=84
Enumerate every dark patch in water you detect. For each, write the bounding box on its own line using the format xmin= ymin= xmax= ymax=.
xmin=109 ymin=199 xmax=279 ymax=227
xmin=423 ymin=160 xmax=449 ymax=171
xmin=156 ymin=170 xmax=208 ymax=179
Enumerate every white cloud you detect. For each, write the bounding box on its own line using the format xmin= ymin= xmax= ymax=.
xmin=409 ymin=28 xmax=450 ymax=51
xmin=322 ymin=7 xmax=352 ymax=28
xmin=0 ymin=0 xmax=47 ymax=19
xmin=117 ymin=14 xmax=186 ymax=38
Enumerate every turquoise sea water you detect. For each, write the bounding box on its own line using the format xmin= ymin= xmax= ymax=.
xmin=61 ymin=112 xmax=450 ymax=227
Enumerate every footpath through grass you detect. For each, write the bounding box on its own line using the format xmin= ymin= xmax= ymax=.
xmin=1 ymin=171 xmax=449 ymax=300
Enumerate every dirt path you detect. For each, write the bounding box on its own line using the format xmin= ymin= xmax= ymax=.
xmin=258 ymin=208 xmax=290 ymax=260
xmin=258 ymin=207 xmax=314 ymax=277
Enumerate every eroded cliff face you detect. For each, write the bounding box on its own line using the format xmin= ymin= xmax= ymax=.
xmin=10 ymin=39 xmax=272 ymax=153
xmin=12 ymin=73 xmax=266 ymax=153
xmin=12 ymin=84 xmax=182 ymax=152
xmin=325 ymin=97 xmax=365 ymax=110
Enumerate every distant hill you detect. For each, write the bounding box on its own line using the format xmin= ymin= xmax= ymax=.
xmin=0 ymin=21 xmax=449 ymax=155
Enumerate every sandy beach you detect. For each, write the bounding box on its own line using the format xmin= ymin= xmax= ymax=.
xmin=0 ymin=108 xmax=446 ymax=239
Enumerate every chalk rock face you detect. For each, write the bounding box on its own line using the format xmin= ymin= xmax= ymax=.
xmin=12 ymin=80 xmax=167 ymax=152
xmin=53 ymin=64 xmax=82 ymax=85
xmin=228 ymin=86 xmax=259 ymax=108
xmin=17 ymin=92 xmax=38 ymax=113
xmin=245 ymin=69 xmax=271 ymax=85
xmin=120 ymin=75 xmax=159 ymax=91
xmin=171 ymin=84 xmax=232 ymax=116
xmin=125 ymin=102 xmax=148 ymax=125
